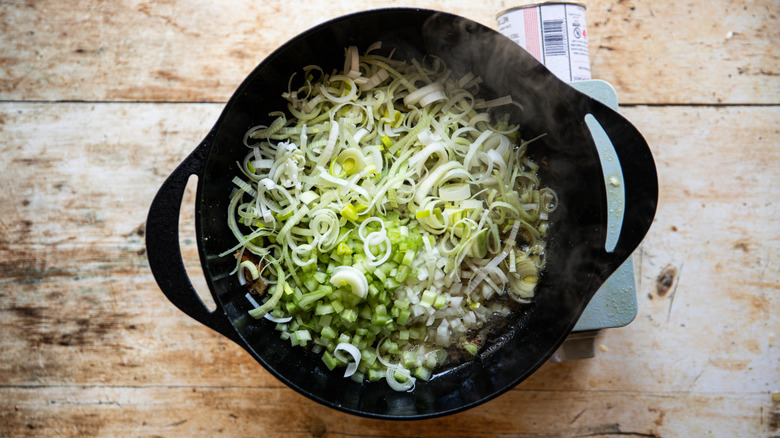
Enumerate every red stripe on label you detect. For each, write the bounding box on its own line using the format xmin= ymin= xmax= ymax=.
xmin=524 ymin=8 xmax=542 ymax=61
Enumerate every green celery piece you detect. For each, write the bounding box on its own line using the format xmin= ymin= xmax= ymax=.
xmin=322 ymin=351 xmax=338 ymax=370
xmin=414 ymin=366 xmax=432 ymax=381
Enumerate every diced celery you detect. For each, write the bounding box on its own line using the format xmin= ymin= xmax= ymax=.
xmin=355 ymin=304 xmax=370 ymax=320
xmin=463 ymin=342 xmax=479 ymax=356
xmin=373 ymin=268 xmax=387 ymax=284
xmin=368 ymin=368 xmax=384 ymax=381
xmin=386 ymin=341 xmax=400 ymax=355
xmin=420 ymin=290 xmax=437 ymax=307
xmin=361 ymin=349 xmax=377 ymax=366
xmin=384 ymin=278 xmax=400 ymax=290
xmin=413 ymin=366 xmax=432 ymax=381
xmin=315 ymin=302 xmax=334 ymax=315
xmin=401 ymin=249 xmax=416 ymax=266
xmin=395 ymin=265 xmax=409 ymax=282
xmin=402 ymin=351 xmax=417 ymax=369
xmin=393 ymin=299 xmax=410 ymax=310
xmin=392 ymin=368 xmax=408 ymax=382
xmin=372 ymin=314 xmax=389 ymax=326
xmin=424 ymin=351 xmax=440 ymax=369
xmin=320 ymin=326 xmax=337 ymax=339
xmin=396 ymin=310 xmax=411 ymax=325
xmin=295 ymin=329 xmax=311 ymax=343
xmin=303 ymin=277 xmax=319 ymax=292
xmin=299 ymin=289 xmax=328 ymax=309
xmin=341 ymin=308 xmax=358 ymax=323
xmin=312 ymin=272 xmax=327 ymax=284
xmin=322 ymin=351 xmax=338 ymax=370
xmin=338 ymin=333 xmax=351 ymax=345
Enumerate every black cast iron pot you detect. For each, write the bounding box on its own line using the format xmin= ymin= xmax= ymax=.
xmin=146 ymin=8 xmax=658 ymax=419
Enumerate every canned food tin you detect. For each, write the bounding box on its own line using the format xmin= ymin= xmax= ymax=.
xmin=497 ymin=1 xmax=591 ymax=82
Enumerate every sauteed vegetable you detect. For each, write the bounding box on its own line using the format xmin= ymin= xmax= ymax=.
xmin=221 ymin=43 xmax=556 ymax=391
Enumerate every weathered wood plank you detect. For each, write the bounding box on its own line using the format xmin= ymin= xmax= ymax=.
xmin=1 ymin=102 xmax=778 ymax=436
xmin=0 ymin=0 xmax=777 ymax=104
xmin=1 ymin=102 xmax=777 ymax=395
xmin=0 ymin=386 xmax=775 ymax=437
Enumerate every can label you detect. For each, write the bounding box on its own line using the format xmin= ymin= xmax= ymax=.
xmin=498 ymin=2 xmax=591 ymax=82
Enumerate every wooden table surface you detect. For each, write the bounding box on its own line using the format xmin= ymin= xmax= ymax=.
xmin=1 ymin=1 xmax=778 ymax=436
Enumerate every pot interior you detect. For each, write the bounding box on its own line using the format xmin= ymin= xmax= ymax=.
xmin=195 ymin=9 xmax=607 ymax=418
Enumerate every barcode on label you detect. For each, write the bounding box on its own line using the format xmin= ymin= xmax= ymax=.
xmin=542 ymin=19 xmax=566 ymax=57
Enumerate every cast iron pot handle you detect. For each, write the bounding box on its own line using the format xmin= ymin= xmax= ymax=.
xmin=146 ymin=134 xmax=242 ymax=345
xmin=572 ymin=93 xmax=659 ymax=283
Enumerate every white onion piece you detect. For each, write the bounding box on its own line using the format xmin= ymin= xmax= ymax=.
xmin=334 ymin=342 xmax=362 ymax=378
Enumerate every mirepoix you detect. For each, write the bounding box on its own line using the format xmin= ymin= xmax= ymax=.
xmin=222 ymin=42 xmax=557 ymax=391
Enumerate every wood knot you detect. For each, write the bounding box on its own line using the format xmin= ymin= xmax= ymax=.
xmin=655 ymin=265 xmax=677 ymax=297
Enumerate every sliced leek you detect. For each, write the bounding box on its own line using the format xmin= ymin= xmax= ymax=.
xmin=225 ymin=43 xmax=554 ymax=391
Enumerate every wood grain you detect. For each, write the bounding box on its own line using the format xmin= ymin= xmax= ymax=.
xmin=1 ymin=102 xmax=778 ymax=436
xmin=0 ymin=0 xmax=777 ymax=104
xmin=0 ymin=386 xmax=771 ymax=437
xmin=2 ymin=0 xmax=779 ymax=435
